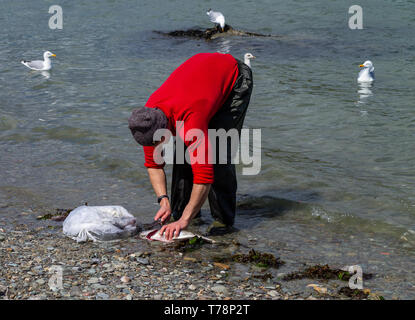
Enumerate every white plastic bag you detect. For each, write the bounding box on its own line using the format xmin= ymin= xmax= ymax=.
xmin=63 ymin=205 xmax=137 ymax=242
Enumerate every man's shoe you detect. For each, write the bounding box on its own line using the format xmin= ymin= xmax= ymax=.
xmin=206 ymin=220 xmax=236 ymax=236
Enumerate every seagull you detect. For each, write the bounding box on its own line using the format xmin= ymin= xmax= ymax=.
xmin=207 ymin=9 xmax=225 ymax=32
xmin=21 ymin=51 xmax=56 ymax=71
xmin=358 ymin=60 xmax=374 ymax=83
xmin=244 ymin=53 xmax=256 ymax=68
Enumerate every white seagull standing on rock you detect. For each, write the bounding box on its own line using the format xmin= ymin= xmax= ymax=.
xmin=358 ymin=60 xmax=375 ymax=83
xmin=21 ymin=51 xmax=56 ymax=71
xmin=207 ymin=9 xmax=226 ymax=32
xmin=244 ymin=53 xmax=256 ymax=68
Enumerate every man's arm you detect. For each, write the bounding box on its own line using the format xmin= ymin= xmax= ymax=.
xmin=148 ymin=168 xmax=171 ymax=223
xmin=159 ymin=183 xmax=211 ymax=240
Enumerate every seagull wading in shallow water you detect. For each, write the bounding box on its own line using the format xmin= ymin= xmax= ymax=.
xmin=244 ymin=53 xmax=256 ymax=68
xmin=207 ymin=9 xmax=225 ymax=32
xmin=21 ymin=51 xmax=56 ymax=71
xmin=358 ymin=60 xmax=375 ymax=83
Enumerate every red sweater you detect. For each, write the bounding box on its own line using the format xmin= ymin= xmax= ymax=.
xmin=143 ymin=53 xmax=239 ymax=184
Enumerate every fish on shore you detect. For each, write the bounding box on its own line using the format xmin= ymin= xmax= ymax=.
xmin=140 ymin=228 xmax=216 ymax=244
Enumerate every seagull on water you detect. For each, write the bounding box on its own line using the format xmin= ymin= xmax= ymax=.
xmin=21 ymin=51 xmax=56 ymax=71
xmin=358 ymin=60 xmax=375 ymax=83
xmin=244 ymin=53 xmax=256 ymax=68
xmin=207 ymin=9 xmax=225 ymax=32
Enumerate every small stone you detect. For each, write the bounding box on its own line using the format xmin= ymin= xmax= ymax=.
xmin=29 ymin=294 xmax=47 ymax=300
xmin=307 ymin=284 xmax=327 ymax=294
xmin=70 ymin=286 xmax=81 ymax=297
xmin=131 ymin=251 xmax=143 ymax=258
xmin=211 ymin=285 xmax=229 ymax=295
xmin=136 ymin=258 xmax=149 ymax=265
xmin=268 ymin=290 xmax=280 ymax=297
xmin=87 ymin=277 xmax=99 ymax=284
xmin=87 ymin=268 xmax=96 ymax=275
xmin=183 ymin=257 xmax=197 ymax=262
xmin=116 ymin=284 xmax=127 ymax=289
xmin=120 ymin=276 xmax=130 ymax=283
xmin=96 ymin=293 xmax=109 ymax=300
xmin=125 ymin=294 xmax=132 ymax=300
xmin=189 ymin=284 xmax=197 ymax=290
xmin=35 ymin=279 xmax=46 ymax=285
xmin=213 ymin=262 xmax=230 ymax=270
xmin=91 ymin=284 xmax=106 ymax=290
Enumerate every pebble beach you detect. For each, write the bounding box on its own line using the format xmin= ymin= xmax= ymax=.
xmin=0 ymin=214 xmax=385 ymax=301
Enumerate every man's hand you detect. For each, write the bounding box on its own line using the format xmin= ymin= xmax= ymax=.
xmin=154 ymin=198 xmax=171 ymax=223
xmin=158 ymin=218 xmax=189 ymax=241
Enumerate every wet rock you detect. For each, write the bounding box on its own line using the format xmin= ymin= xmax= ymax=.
xmin=155 ymin=25 xmax=275 ymax=40
xmin=284 ymin=265 xmax=373 ymax=281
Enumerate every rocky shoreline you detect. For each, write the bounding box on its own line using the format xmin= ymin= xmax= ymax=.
xmin=0 ymin=215 xmax=388 ymax=301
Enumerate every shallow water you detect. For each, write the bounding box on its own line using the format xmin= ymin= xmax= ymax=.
xmin=0 ymin=0 xmax=414 ymax=298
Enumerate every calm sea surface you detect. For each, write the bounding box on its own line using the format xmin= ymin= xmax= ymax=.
xmin=0 ymin=0 xmax=414 ymax=298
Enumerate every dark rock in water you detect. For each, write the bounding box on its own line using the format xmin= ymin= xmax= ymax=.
xmin=36 ymin=208 xmax=73 ymax=221
xmin=155 ymin=24 xmax=276 ymax=40
xmin=232 ymin=249 xmax=284 ymax=269
xmin=51 ymin=215 xmax=67 ymax=222
xmin=252 ymin=272 xmax=273 ymax=281
xmin=283 ymin=264 xmax=374 ymax=281
xmin=338 ymin=287 xmax=370 ymax=299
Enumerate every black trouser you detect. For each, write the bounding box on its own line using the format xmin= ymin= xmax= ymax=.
xmin=170 ymin=59 xmax=253 ymax=226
